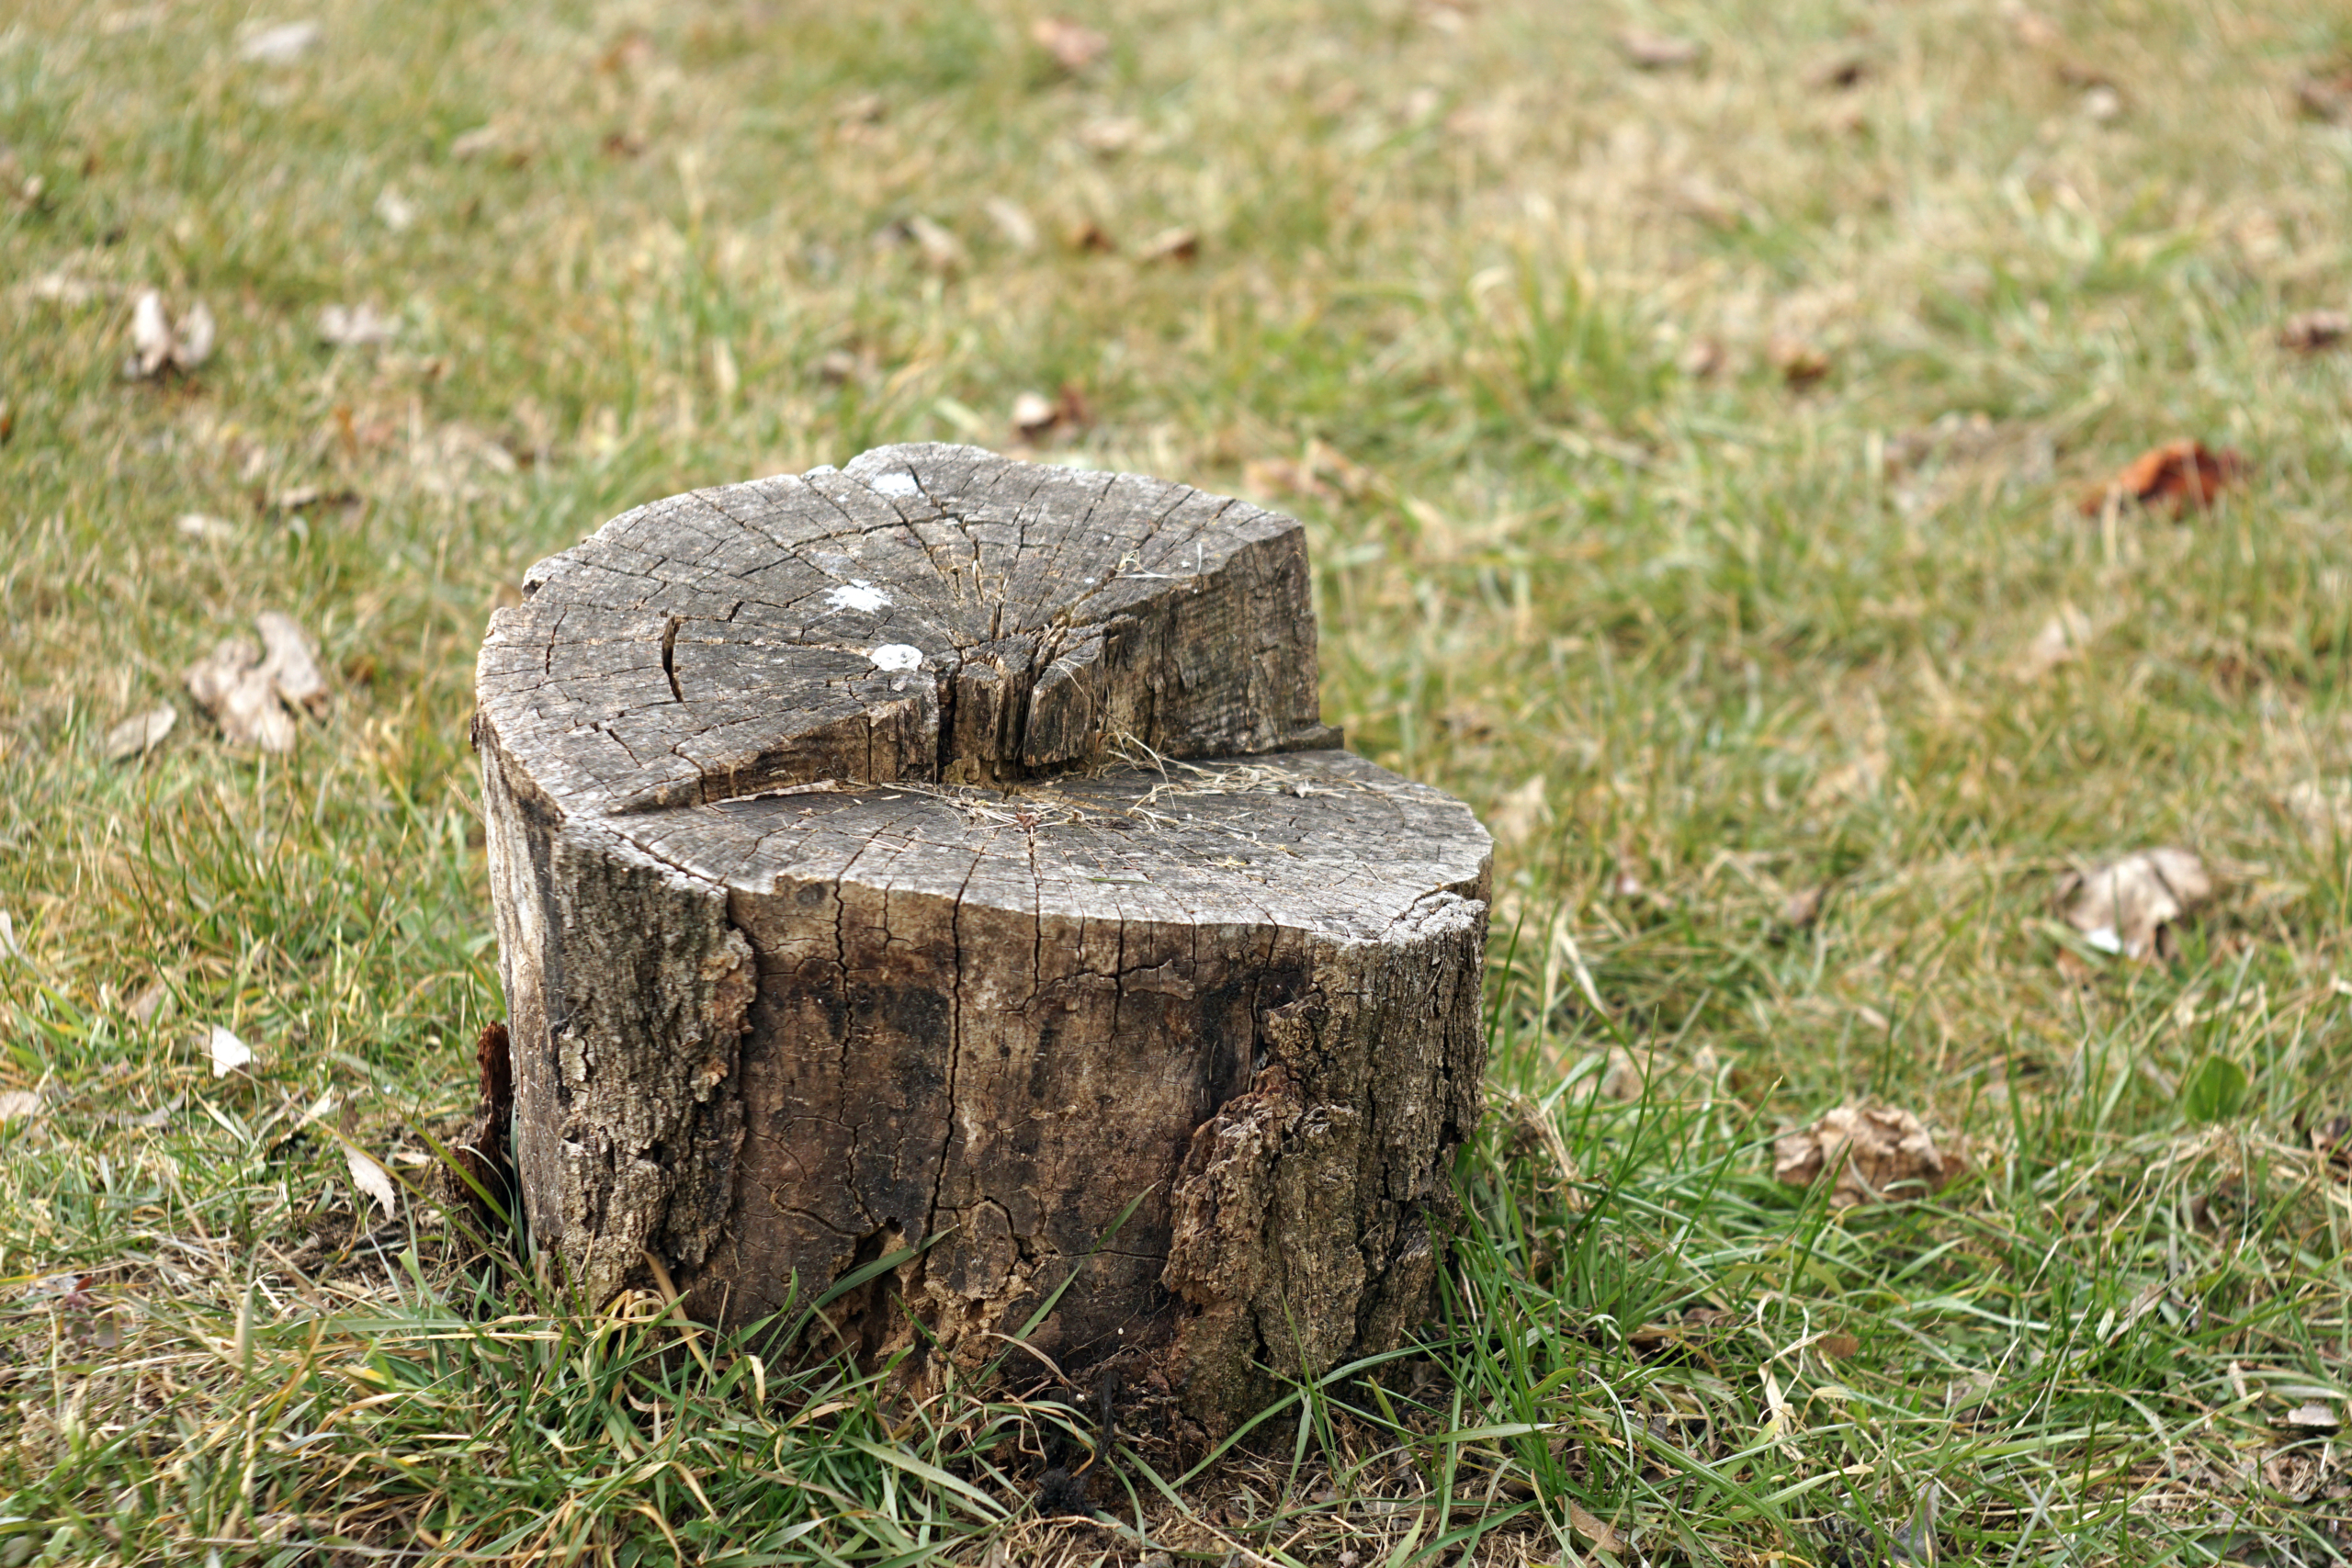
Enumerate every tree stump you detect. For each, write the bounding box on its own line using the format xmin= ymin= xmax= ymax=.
xmin=474 ymin=443 xmax=1490 ymax=1428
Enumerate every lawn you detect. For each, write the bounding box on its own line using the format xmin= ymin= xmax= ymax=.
xmin=3 ymin=0 xmax=2350 ymax=1562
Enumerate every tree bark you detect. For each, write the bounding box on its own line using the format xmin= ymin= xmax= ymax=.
xmin=474 ymin=443 xmax=1489 ymax=1429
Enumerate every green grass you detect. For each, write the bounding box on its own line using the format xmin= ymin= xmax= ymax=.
xmin=4 ymin=0 xmax=2350 ymax=1561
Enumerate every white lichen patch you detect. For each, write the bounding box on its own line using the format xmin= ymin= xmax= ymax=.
xmin=868 ymin=643 xmax=924 ymax=671
xmin=868 ymin=471 xmax=920 ymax=498
xmin=825 ymin=579 xmax=892 ymax=614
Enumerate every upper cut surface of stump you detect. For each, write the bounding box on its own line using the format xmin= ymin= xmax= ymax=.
xmin=478 ymin=444 xmax=1333 ymax=814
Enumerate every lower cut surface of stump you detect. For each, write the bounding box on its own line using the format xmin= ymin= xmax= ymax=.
xmin=475 ymin=446 xmax=1490 ymax=1428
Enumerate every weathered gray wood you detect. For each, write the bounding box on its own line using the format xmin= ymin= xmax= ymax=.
xmin=475 ymin=443 xmax=1490 ymax=1430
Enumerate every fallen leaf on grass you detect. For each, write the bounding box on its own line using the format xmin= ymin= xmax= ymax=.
xmin=1805 ymin=53 xmax=1871 ymax=91
xmin=0 ymin=1090 xmax=41 ymax=1122
xmin=982 ymin=195 xmax=1038 ymax=251
xmin=1566 ymin=1501 xmax=1625 ymax=1555
xmin=2012 ymin=604 xmax=2093 ymax=680
xmin=2278 ymin=310 xmax=2349 ymax=352
xmin=1011 ymin=384 xmax=1091 ymax=441
xmin=2294 ymin=66 xmax=2352 ymax=125
xmin=256 ymin=610 xmax=330 ymax=716
xmin=1067 ymin=219 xmax=1116 ymax=253
xmin=2076 ymin=439 xmax=2245 ymax=516
xmin=186 ymin=638 xmax=295 ymax=752
xmin=1012 ymin=390 xmax=1057 ymax=439
xmin=1489 ymin=774 xmax=1548 ymax=847
xmin=1819 ymin=1332 xmax=1861 ymax=1359
xmin=345 ymin=1145 xmax=397 ymax=1218
xmin=1032 ymin=17 xmax=1109 ymax=73
xmin=373 ymin=187 xmax=416 ymax=231
xmin=103 ymin=706 xmax=175 ymax=762
xmin=1770 ymin=335 xmax=1830 ymax=387
xmin=1774 ymin=1104 xmax=1960 ymax=1207
xmin=2000 ymin=1 xmax=2064 ymax=50
xmin=208 ymin=1025 xmax=254 ymax=1077
xmin=1616 ymin=28 xmax=1703 ymax=70
xmin=237 ymin=18 xmax=319 ymax=63
xmin=2058 ymin=848 xmax=2211 ymax=962
xmin=317 ymin=302 xmax=400 ymax=347
xmin=1678 ymin=336 xmax=1725 ymax=377
xmin=1780 ymin=885 xmax=1826 ymax=928
xmin=125 ymin=289 xmax=214 ymax=378
xmin=2284 ymin=1403 xmax=2342 ymax=1430
xmin=1077 ymin=116 xmax=1144 ymax=155
xmin=1137 ymin=226 xmax=1199 ymax=264
xmin=175 ymin=513 xmax=237 ymax=541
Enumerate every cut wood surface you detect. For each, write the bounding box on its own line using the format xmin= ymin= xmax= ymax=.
xmin=476 ymin=443 xmax=1490 ymax=1429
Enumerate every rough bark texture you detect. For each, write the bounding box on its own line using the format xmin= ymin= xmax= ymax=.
xmin=476 ymin=444 xmax=1489 ymax=1429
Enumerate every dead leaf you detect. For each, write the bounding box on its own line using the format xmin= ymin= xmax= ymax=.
xmin=2077 ymin=439 xmax=2245 ymax=516
xmin=2058 ymin=847 xmax=2212 ymax=962
xmin=1616 ymin=28 xmax=1703 ymax=70
xmin=125 ymin=290 xmax=215 ymax=378
xmin=1067 ymin=219 xmax=1116 ymax=253
xmin=317 ymin=303 xmax=400 ymax=347
xmin=1770 ymin=336 xmax=1830 ymax=387
xmin=983 ymin=195 xmax=1038 ymax=251
xmin=1077 ymin=117 xmax=1144 ymax=155
xmin=1032 ymin=17 xmax=1109 ymax=73
xmin=1598 ymin=1047 xmax=1655 ymax=1103
xmin=103 ymin=705 xmax=176 ymax=762
xmin=2279 ymin=310 xmax=2350 ymax=353
xmin=2284 ymin=1403 xmax=2341 ymax=1430
xmin=817 ymin=347 xmax=870 ymax=386
xmin=2001 ymin=2 xmax=2064 ymax=50
xmin=449 ymin=122 xmax=526 ymax=164
xmin=0 ymin=1090 xmax=41 ymax=1122
xmin=1489 ymin=775 xmax=1548 ymax=848
xmin=1774 ymin=1104 xmax=1960 ymax=1207
xmin=345 ymin=1145 xmax=397 ymax=1218
xmin=1566 ymin=1500 xmax=1625 ymax=1555
xmin=128 ymin=979 xmax=170 ymax=1025
xmin=1805 ymin=52 xmax=1871 ymax=91
xmin=208 ymin=1024 xmax=254 ymax=1077
xmin=1137 ymin=226 xmax=1199 ymax=264
xmin=2295 ymin=66 xmax=2352 ymax=125
xmin=256 ymin=611 xmax=330 ymax=716
xmin=374 ymin=187 xmax=416 ymax=231
xmin=2012 ymin=604 xmax=2094 ymax=680
xmin=1012 ymin=391 xmax=1058 ymax=438
xmin=1819 ymin=1331 xmax=1861 ymax=1359
xmin=185 ymin=637 xmax=296 ymax=752
xmin=1780 ymin=885 xmax=1826 ymax=928
xmin=175 ymin=513 xmax=237 ymax=541
xmin=264 ymin=485 xmax=359 ymax=514
xmin=238 ymin=18 xmax=319 ymax=63
xmin=2283 ymin=780 xmax=2351 ymax=835
xmin=1678 ymin=336 xmax=1725 ymax=377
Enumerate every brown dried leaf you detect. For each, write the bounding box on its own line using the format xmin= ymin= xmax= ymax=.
xmin=1066 ymin=219 xmax=1116 ymax=253
xmin=1011 ymin=391 xmax=1058 ymax=438
xmin=345 ymin=1145 xmax=397 ymax=1219
xmin=103 ymin=705 xmax=176 ymax=762
xmin=1774 ymin=1104 xmax=1960 ymax=1207
xmin=1566 ymin=1501 xmax=1625 ymax=1555
xmin=317 ymin=302 xmax=400 ymax=347
xmin=1770 ymin=336 xmax=1831 ymax=387
xmin=2058 ymin=848 xmax=2212 ymax=962
xmin=2012 ymin=604 xmax=2093 ymax=681
xmin=1031 ymin=17 xmax=1109 ymax=73
xmin=126 ymin=290 xmax=214 ymax=378
xmin=1137 ymin=226 xmax=1199 ymax=264
xmin=2077 ymin=439 xmax=2245 ymax=515
xmin=1616 ymin=28 xmax=1703 ymax=70
xmin=2295 ymin=66 xmax=2352 ymax=125
xmin=185 ymin=637 xmax=296 ymax=752
xmin=1819 ymin=1332 xmax=1861 ymax=1359
xmin=256 ymin=611 xmax=329 ymax=717
xmin=2279 ymin=310 xmax=2350 ymax=352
